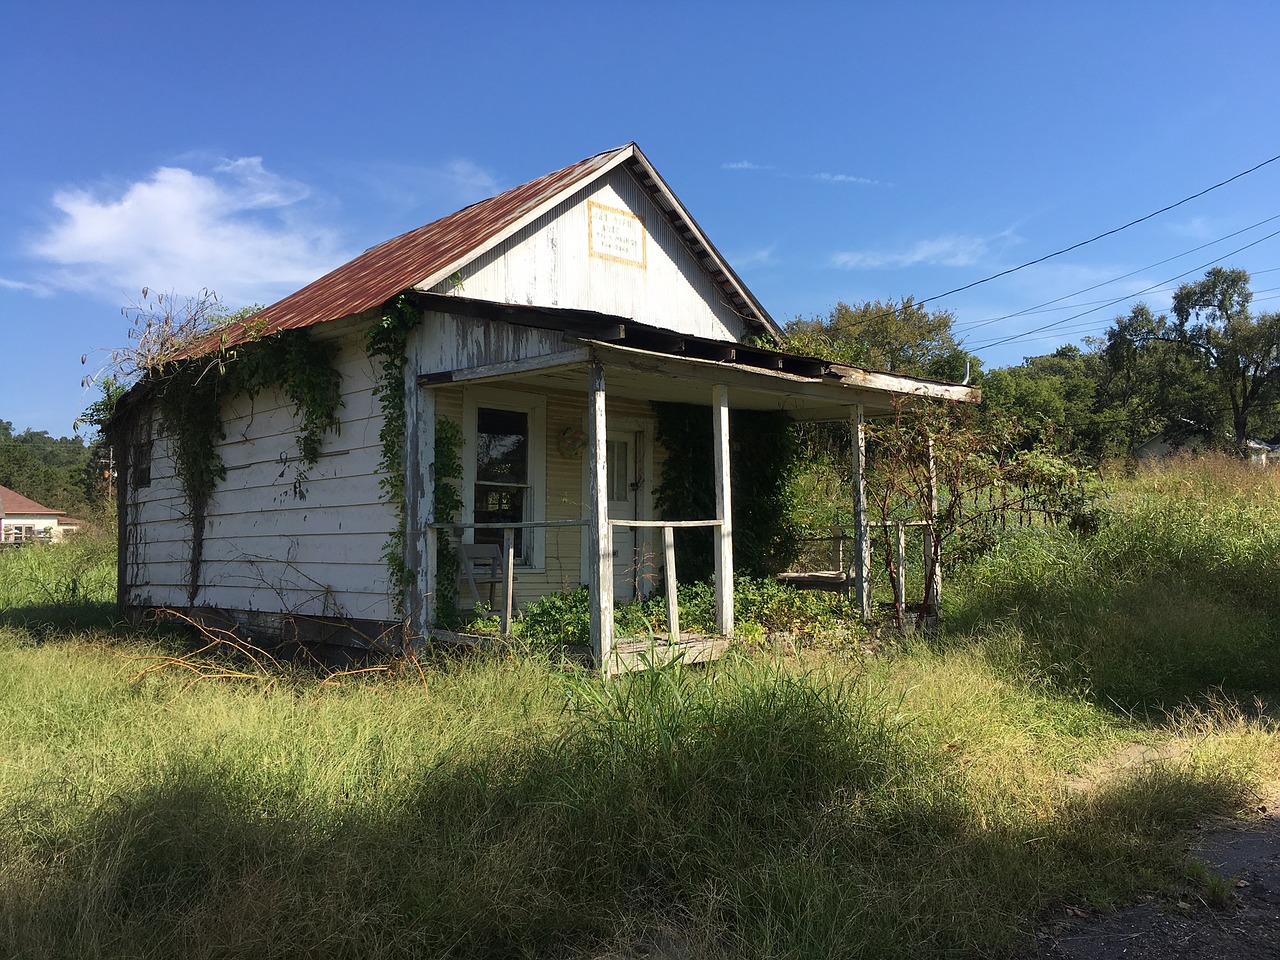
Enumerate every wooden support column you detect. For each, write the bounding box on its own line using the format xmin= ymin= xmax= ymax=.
xmin=501 ymin=526 xmax=515 ymax=636
xmin=586 ymin=359 xmax=614 ymax=672
xmin=662 ymin=526 xmax=680 ymax=642
xmin=712 ymin=384 xmax=734 ymax=637
xmin=893 ymin=522 xmax=907 ymax=622
xmin=852 ymin=404 xmax=871 ymax=621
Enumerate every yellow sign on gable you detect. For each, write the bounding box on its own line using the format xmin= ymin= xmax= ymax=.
xmin=588 ymin=200 xmax=646 ymax=268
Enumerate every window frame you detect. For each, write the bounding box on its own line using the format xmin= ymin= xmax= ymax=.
xmin=461 ymin=387 xmax=547 ymax=570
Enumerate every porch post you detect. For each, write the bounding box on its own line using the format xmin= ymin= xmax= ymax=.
xmin=586 ymin=359 xmax=614 ymax=672
xmin=852 ymin=404 xmax=871 ymax=621
xmin=923 ymin=433 xmax=941 ymax=616
xmin=712 ymin=384 xmax=734 ymax=636
xmin=406 ymin=378 xmax=438 ymax=639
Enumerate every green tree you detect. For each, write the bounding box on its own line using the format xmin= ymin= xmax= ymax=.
xmin=982 ymin=345 xmax=1112 ymax=457
xmin=785 ymin=298 xmax=979 ymax=381
xmin=0 ymin=425 xmax=93 ymax=512
xmin=1097 ymin=303 xmax=1220 ymax=450
xmin=1170 ymin=267 xmax=1280 ymax=449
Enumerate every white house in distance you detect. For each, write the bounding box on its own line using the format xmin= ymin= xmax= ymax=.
xmin=108 ymin=143 xmax=978 ymax=670
xmin=0 ymin=484 xmax=77 ymax=543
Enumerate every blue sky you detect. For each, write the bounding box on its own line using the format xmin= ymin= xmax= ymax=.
xmin=3 ymin=0 xmax=1278 ymax=438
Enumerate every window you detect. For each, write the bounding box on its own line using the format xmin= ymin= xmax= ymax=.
xmin=131 ymin=416 xmax=153 ymax=488
xmin=463 ymin=390 xmax=546 ymax=568
xmin=606 ymin=438 xmax=630 ymax=502
xmin=474 ymin=407 xmax=530 ymax=556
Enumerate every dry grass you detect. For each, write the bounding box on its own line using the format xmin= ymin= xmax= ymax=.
xmin=1 ymin=456 xmax=1278 ymax=958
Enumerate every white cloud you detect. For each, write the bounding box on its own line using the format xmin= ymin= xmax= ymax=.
xmin=729 ymin=246 xmax=777 ymax=268
xmin=831 ymin=235 xmax=990 ymax=270
xmin=29 ymin=159 xmax=349 ymax=306
xmin=722 ymin=160 xmax=772 ymax=171
xmin=0 ymin=277 xmax=47 ymax=294
xmin=1166 ymin=215 xmax=1214 ymax=240
xmin=810 ymin=172 xmax=878 ymax=185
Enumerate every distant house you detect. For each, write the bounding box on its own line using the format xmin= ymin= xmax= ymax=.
xmin=1134 ymin=422 xmax=1215 ymax=461
xmin=109 ymin=143 xmax=979 ymax=668
xmin=0 ymin=485 xmax=71 ymax=543
xmin=1244 ymin=439 xmax=1280 ymax=467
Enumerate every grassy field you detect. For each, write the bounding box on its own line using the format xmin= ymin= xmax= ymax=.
xmin=1 ymin=459 xmax=1277 ymax=959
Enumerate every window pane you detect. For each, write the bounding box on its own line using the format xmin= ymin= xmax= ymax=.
xmin=607 ymin=439 xmax=629 ymax=502
xmin=474 ymin=407 xmax=530 ymax=560
xmin=476 ymin=408 xmax=527 ymax=484
xmin=474 ymin=483 xmax=525 ymax=555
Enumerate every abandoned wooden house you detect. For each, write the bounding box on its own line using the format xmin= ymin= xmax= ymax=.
xmin=109 ymin=142 xmax=978 ymax=670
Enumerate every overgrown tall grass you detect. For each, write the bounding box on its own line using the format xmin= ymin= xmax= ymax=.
xmin=2 ymin=631 xmax=1273 ymax=959
xmin=0 ymin=525 xmax=116 ymax=628
xmin=1 ymin=457 xmax=1278 ymax=958
xmin=945 ymin=454 xmax=1280 ymax=710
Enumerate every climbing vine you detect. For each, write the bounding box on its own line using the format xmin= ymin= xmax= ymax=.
xmin=365 ymin=290 xmax=468 ymax=624
xmin=90 ymin=327 xmax=345 ymax=604
xmin=433 ymin=417 xmax=464 ymax=626
xmin=653 ymin=401 xmax=801 ymax=582
xmin=366 ymin=293 xmax=420 ymax=610
xmin=137 ymin=328 xmax=343 ymax=602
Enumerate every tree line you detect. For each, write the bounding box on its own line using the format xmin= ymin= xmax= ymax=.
xmin=788 ymin=267 xmax=1280 ymax=462
xmin=0 ymin=420 xmax=105 ymax=517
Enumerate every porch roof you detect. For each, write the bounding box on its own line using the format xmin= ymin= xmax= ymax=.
xmin=414 ymin=293 xmax=979 ymax=419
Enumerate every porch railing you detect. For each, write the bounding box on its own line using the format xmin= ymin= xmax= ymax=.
xmin=431 ymin=518 xmax=721 ymax=642
xmin=831 ymin=519 xmax=940 ymax=620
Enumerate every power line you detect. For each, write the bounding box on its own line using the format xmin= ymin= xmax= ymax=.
xmin=966 ymin=229 xmax=1280 ymax=352
xmin=974 ymin=282 xmax=1280 ymax=332
xmin=951 ymin=214 xmax=1280 ymax=333
xmin=915 ymin=152 xmax=1280 ymax=309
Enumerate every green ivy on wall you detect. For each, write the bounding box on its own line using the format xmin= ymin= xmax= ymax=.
xmin=652 ymin=402 xmax=801 ymax=582
xmin=366 ymin=293 xmax=421 ymax=611
xmin=432 ymin=417 xmax=464 ymax=627
xmin=365 ymin=290 xmax=464 ymax=624
xmin=148 ymin=328 xmax=343 ymax=602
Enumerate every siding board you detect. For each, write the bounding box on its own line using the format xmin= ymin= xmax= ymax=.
xmin=446 ymin=168 xmax=746 ymax=341
xmin=124 ymin=335 xmax=397 ymax=621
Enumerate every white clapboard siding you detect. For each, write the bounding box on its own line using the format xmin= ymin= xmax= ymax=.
xmin=418 ymin=314 xmax=576 ymax=380
xmin=200 ymin=336 xmax=394 ymax=618
xmin=443 ymin=167 xmax=747 ymax=341
xmin=124 ymin=405 xmax=193 ymax=609
xmin=125 ymin=335 xmax=398 ymax=620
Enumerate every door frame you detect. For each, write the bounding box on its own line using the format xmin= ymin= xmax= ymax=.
xmin=580 ymin=415 xmax=654 ymax=601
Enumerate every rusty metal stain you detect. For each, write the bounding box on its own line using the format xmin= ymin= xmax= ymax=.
xmin=183 ymin=147 xmax=636 ymax=358
xmin=177 ymin=142 xmax=782 ymax=361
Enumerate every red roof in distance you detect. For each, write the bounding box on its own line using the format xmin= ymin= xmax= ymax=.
xmin=0 ymin=484 xmax=65 ymax=517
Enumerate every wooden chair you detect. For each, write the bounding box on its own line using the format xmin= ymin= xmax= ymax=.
xmin=457 ymin=542 xmax=508 ymax=609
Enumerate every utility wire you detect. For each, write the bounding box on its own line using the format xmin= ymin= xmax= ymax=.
xmin=976 ymin=283 xmax=1280 ymax=333
xmin=914 ymin=152 xmax=1280 ymax=309
xmin=966 ymin=228 xmax=1280 ymax=352
xmin=951 ymin=214 xmax=1280 ymax=333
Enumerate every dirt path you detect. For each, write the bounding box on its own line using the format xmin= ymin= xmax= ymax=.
xmin=1033 ymin=790 xmax=1280 ymax=959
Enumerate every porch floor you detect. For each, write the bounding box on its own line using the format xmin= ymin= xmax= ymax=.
xmin=611 ymin=633 xmax=732 ymax=672
xmin=426 ymin=629 xmax=731 ymax=673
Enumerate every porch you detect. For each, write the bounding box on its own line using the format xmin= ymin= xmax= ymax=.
xmin=402 ymin=295 xmax=975 ymax=672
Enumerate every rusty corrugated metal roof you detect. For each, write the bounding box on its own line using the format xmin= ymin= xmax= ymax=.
xmin=187 ymin=143 xmax=776 ymax=358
